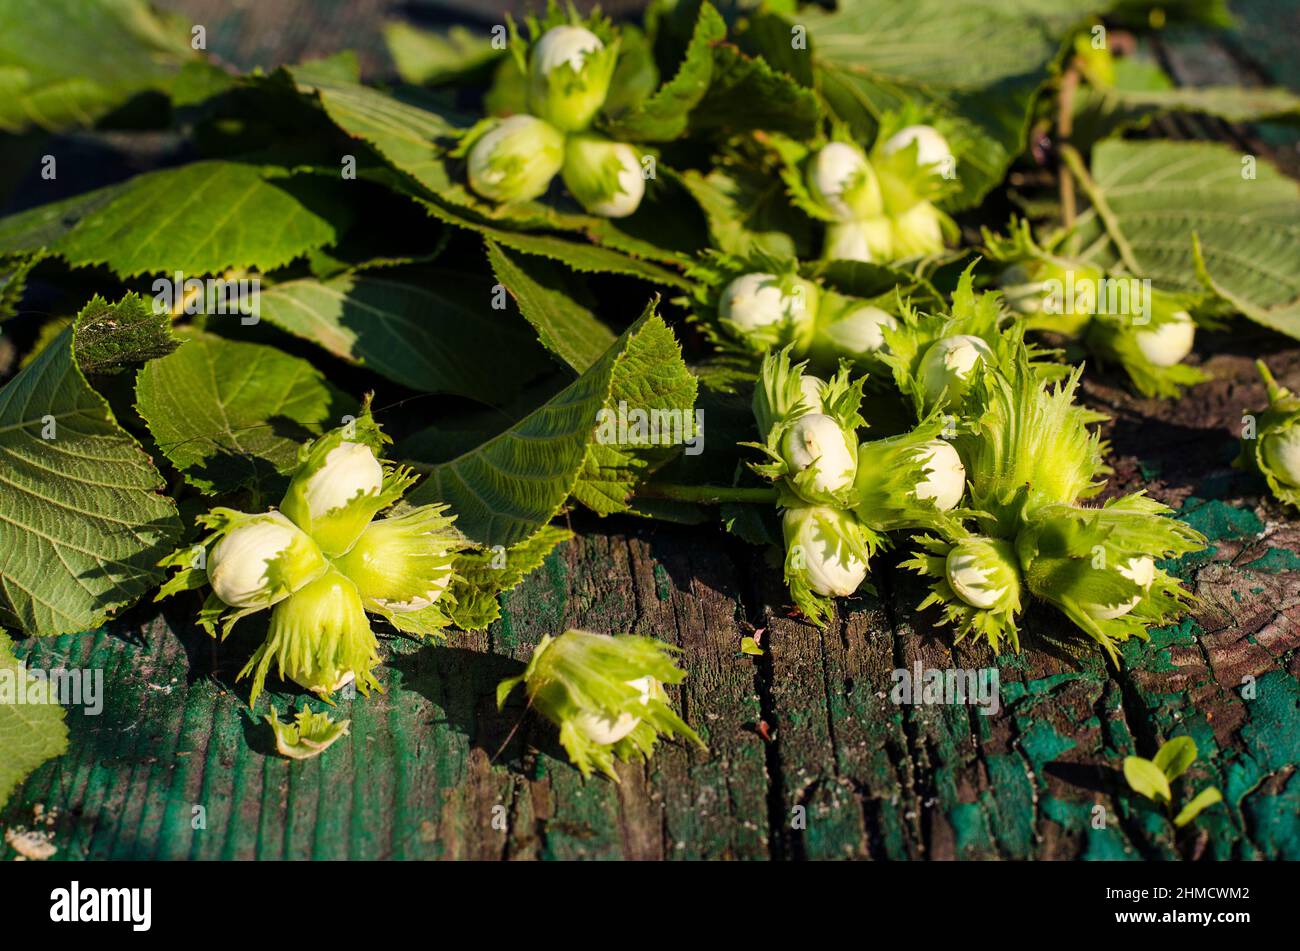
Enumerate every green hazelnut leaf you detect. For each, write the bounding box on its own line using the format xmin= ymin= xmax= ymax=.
xmin=1173 ymin=786 xmax=1223 ymax=828
xmin=1153 ymin=735 xmax=1198 ymax=782
xmin=1073 ymin=55 xmax=1300 ymax=149
xmin=0 ymin=0 xmax=195 ymax=133
xmin=0 ymin=182 xmax=126 ymax=259
xmin=285 ymin=56 xmax=468 ymax=169
xmin=403 ymin=303 xmax=696 ymax=546
xmin=448 ymin=524 xmax=573 ymax=631
xmin=135 ymin=331 xmax=352 ymax=497
xmin=42 ymin=162 xmax=353 ymax=279
xmin=0 ymin=252 xmax=39 ymax=322
xmin=257 ymin=268 xmax=556 ymax=401
xmin=0 ymin=295 xmax=182 ymax=636
xmin=1068 ymin=140 xmax=1300 ymax=340
xmin=15 ymin=318 xmax=71 ymax=371
xmin=1109 ymin=85 xmax=1300 ymax=124
xmin=600 ymin=24 xmax=658 ymax=118
xmin=679 ymin=161 xmax=815 ymax=261
xmin=484 ymin=239 xmax=617 ymax=373
xmin=418 ymin=193 xmax=693 ymax=287
xmin=601 ymin=1 xmax=726 ymax=143
xmin=686 ymin=41 xmax=821 ymax=140
xmin=0 ymin=165 xmax=332 ymax=280
xmin=0 ymin=631 xmax=69 ymax=809
xmin=571 ymin=316 xmax=700 ymax=517
xmin=1123 ymin=755 xmax=1172 ymax=804
xmin=383 ymin=21 xmax=502 ymax=87
xmin=69 ymin=291 xmax=178 ymax=375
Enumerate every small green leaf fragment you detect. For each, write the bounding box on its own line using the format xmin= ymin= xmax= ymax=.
xmin=1123 ymin=755 xmax=1172 ymax=804
xmin=740 ymin=636 xmax=764 ymax=656
xmin=72 ymin=291 xmax=178 ymax=375
xmin=0 ymin=631 xmax=69 ymax=808
xmin=135 ymin=332 xmax=349 ymax=496
xmin=1173 ymin=786 xmax=1223 ymax=827
xmin=265 ymin=704 xmax=351 ymax=760
xmin=1153 ymin=735 xmax=1198 ymax=781
xmin=448 ymin=525 xmax=572 ymax=631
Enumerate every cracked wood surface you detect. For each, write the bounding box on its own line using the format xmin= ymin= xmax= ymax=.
xmin=3 ymin=1 xmax=1300 ymax=861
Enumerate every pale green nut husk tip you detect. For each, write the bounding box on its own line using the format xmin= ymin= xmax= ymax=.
xmin=718 ymin=272 xmax=820 ymax=353
xmin=881 ymin=124 xmax=953 ymax=171
xmin=526 ymin=24 xmax=617 ymax=133
xmin=1082 ymin=556 xmax=1156 ymax=621
xmin=467 ymin=114 xmax=566 ymax=204
xmin=561 ymin=133 xmax=645 ymax=218
xmin=815 ymin=302 xmax=898 ymax=363
xmin=1263 ymin=427 xmax=1300 ymax=487
xmin=1134 ymin=310 xmax=1195 ymax=368
xmin=807 ymin=141 xmax=882 ymax=220
xmin=823 ymin=216 xmax=892 ymax=263
xmin=889 ymin=200 xmax=947 ymax=258
xmin=946 ymin=537 xmax=1021 ymax=611
xmin=243 ymin=566 xmax=381 ymax=703
xmin=782 ymin=504 xmax=869 ymax=597
xmin=920 ymin=334 xmax=994 ymax=407
xmin=333 ymin=506 xmax=459 ymax=614
xmin=496 ymin=630 xmax=704 ymax=781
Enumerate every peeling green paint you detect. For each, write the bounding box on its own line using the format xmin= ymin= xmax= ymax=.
xmin=1001 ymin=672 xmax=1089 ymax=706
xmin=653 ymin=563 xmax=671 ymax=601
xmin=1242 ymin=547 xmax=1300 ymax=573
xmin=950 ymin=800 xmax=991 ymax=857
xmin=984 ymin=753 xmax=1036 ymax=857
xmin=1238 ymin=671 xmax=1300 ymax=773
xmin=1243 ymin=771 xmax=1300 ymax=859
xmin=1018 ymin=721 xmax=1077 ymax=770
xmin=1176 ymin=497 xmax=1263 ymax=540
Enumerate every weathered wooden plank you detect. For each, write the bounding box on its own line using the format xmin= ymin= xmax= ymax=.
xmin=1 ymin=516 xmax=774 ymax=861
xmin=759 ymin=562 xmax=900 ymax=860
xmin=495 ymin=522 xmax=771 ymax=860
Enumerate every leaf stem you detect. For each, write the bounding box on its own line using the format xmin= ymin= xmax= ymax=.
xmin=1057 ymin=60 xmax=1079 ymax=228
xmin=1058 ymin=142 xmax=1143 ymax=274
xmin=637 ymin=482 xmax=778 ymax=505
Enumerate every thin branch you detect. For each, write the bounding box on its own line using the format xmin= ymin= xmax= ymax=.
xmin=1058 ymin=142 xmax=1143 ymax=275
xmin=1057 ymin=60 xmax=1080 ymax=229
